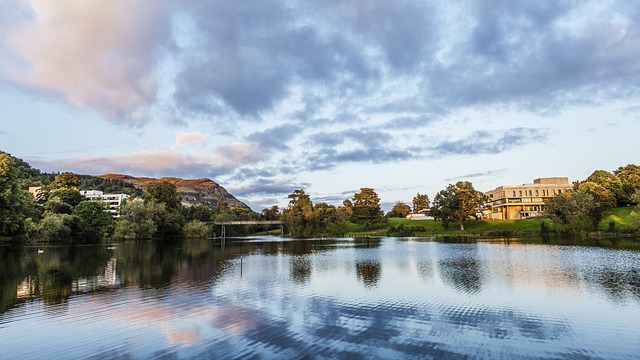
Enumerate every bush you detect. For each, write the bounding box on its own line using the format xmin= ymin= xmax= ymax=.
xmin=183 ymin=220 xmax=211 ymax=238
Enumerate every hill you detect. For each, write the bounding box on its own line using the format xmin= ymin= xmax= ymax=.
xmin=98 ymin=174 xmax=250 ymax=210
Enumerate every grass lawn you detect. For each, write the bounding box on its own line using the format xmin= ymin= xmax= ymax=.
xmin=599 ymin=207 xmax=637 ymax=230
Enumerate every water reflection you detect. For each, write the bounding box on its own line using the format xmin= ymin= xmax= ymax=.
xmin=439 ymin=253 xmax=484 ymax=294
xmin=290 ymin=256 xmax=311 ymax=284
xmin=355 ymin=260 xmax=381 ymax=288
xmin=1 ymin=237 xmax=640 ymax=359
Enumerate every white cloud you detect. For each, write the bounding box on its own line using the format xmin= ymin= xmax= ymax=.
xmin=2 ymin=0 xmax=174 ymax=122
xmin=175 ymin=132 xmax=210 ymax=148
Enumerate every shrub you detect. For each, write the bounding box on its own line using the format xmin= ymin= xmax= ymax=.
xmin=183 ymin=220 xmax=211 ymax=238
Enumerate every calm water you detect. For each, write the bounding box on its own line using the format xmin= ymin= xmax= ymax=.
xmin=1 ymin=237 xmax=639 ymax=359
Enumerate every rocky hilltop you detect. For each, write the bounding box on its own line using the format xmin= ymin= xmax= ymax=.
xmin=98 ymin=174 xmax=250 ymax=210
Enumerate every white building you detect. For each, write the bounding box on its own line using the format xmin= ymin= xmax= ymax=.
xmin=80 ymin=190 xmax=130 ymax=218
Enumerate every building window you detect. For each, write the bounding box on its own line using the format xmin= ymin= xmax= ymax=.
xmin=519 ymin=190 xmax=522 ymax=196
xmin=558 ymin=189 xmax=562 ymax=194
xmin=535 ymin=190 xmax=539 ymax=196
xmin=513 ymin=191 xmax=516 ymax=197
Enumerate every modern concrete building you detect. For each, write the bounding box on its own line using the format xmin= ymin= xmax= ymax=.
xmin=80 ymin=190 xmax=130 ymax=218
xmin=484 ymin=178 xmax=573 ymax=220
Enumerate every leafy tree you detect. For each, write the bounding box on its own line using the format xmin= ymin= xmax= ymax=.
xmin=341 ymin=199 xmax=353 ymax=218
xmin=544 ymin=191 xmax=594 ymax=234
xmin=0 ymin=153 xmax=34 ymax=236
xmin=36 ymin=213 xmax=82 ymax=243
xmin=183 ymin=220 xmax=211 ymax=238
xmin=261 ymin=205 xmax=281 ymax=220
xmin=144 ymin=181 xmax=182 ymax=210
xmin=45 ymin=197 xmax=74 ymax=215
xmin=412 ymin=193 xmax=430 ymax=213
xmin=430 ymin=181 xmax=485 ymax=231
xmin=311 ymin=202 xmax=346 ymax=236
xmin=184 ymin=203 xmax=212 ymax=222
xmin=142 ymin=181 xmax=184 ymax=240
xmin=113 ymin=199 xmax=157 ymax=240
xmin=53 ymin=172 xmax=81 ymax=190
xmin=73 ymin=200 xmax=114 ymax=240
xmin=584 ymin=170 xmax=624 ymax=206
xmin=351 ymin=188 xmax=384 ymax=229
xmin=387 ymin=201 xmax=411 ymax=218
xmin=576 ymin=181 xmax=616 ymax=230
xmin=430 ymin=188 xmax=456 ymax=230
xmin=49 ymin=188 xmax=84 ymax=207
xmin=282 ymin=189 xmax=314 ymax=237
xmin=614 ymin=164 xmax=640 ymax=206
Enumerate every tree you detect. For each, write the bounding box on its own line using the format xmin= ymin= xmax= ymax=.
xmin=49 ymin=188 xmax=84 ymax=207
xmin=0 ymin=153 xmax=34 ymax=236
xmin=53 ymin=172 xmax=81 ymax=190
xmin=614 ymin=164 xmax=640 ymax=206
xmin=412 ymin=193 xmax=430 ymax=213
xmin=36 ymin=214 xmax=78 ymax=243
xmin=310 ymin=202 xmax=347 ymax=236
xmin=113 ymin=199 xmax=157 ymax=240
xmin=351 ymin=188 xmax=384 ymax=229
xmin=584 ymin=170 xmax=624 ymax=206
xmin=388 ymin=201 xmax=411 ymax=218
xmin=430 ymin=188 xmax=456 ymax=230
xmin=282 ymin=189 xmax=314 ymax=237
xmin=143 ymin=181 xmax=184 ymax=240
xmin=430 ymin=181 xmax=485 ymax=231
xmin=576 ymin=181 xmax=616 ymax=230
xmin=261 ymin=205 xmax=281 ymax=220
xmin=73 ymin=200 xmax=115 ymax=240
xmin=144 ymin=181 xmax=182 ymax=210
xmin=544 ymin=191 xmax=593 ymax=234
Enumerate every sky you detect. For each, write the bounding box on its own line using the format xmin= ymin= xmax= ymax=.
xmin=1 ymin=0 xmax=639 ymax=211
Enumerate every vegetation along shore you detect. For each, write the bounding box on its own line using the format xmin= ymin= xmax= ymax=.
xmin=2 ymin=150 xmax=639 ymax=245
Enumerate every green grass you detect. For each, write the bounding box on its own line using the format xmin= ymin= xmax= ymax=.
xmin=599 ymin=207 xmax=637 ymax=230
xmin=387 ymin=217 xmax=544 ymax=233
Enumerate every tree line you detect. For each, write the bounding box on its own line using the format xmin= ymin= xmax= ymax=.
xmin=2 ymin=150 xmax=640 ymax=241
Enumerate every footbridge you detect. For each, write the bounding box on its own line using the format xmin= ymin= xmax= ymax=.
xmin=213 ymin=220 xmax=284 ymax=241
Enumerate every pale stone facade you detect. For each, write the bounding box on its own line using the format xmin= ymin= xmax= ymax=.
xmin=484 ymin=178 xmax=573 ymax=220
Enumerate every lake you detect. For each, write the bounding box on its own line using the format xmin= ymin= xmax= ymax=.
xmin=1 ymin=237 xmax=639 ymax=359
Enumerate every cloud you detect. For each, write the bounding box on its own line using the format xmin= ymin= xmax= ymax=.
xmin=175 ymin=132 xmax=210 ymax=147
xmin=173 ymin=1 xmax=375 ymax=117
xmin=3 ymin=0 xmax=640 ymax=125
xmin=431 ymin=128 xmax=547 ymax=156
xmin=245 ymin=125 xmax=304 ymax=152
xmin=303 ymin=129 xmax=412 ymax=170
xmin=425 ymin=1 xmax=640 ymax=113
xmin=2 ymin=0 xmax=175 ymax=123
xmin=228 ymin=179 xmax=310 ymax=197
xmin=444 ymin=169 xmax=509 ymax=182
xmin=28 ymin=142 xmax=264 ymax=178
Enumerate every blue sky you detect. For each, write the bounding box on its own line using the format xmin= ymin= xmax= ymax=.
xmin=1 ymin=0 xmax=639 ymax=211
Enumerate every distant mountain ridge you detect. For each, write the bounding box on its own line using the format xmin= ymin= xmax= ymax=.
xmin=98 ymin=174 xmax=250 ymax=210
